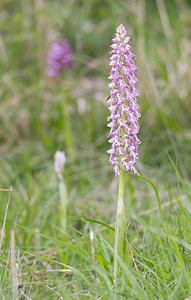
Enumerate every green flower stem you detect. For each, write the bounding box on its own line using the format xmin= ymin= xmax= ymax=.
xmin=114 ymin=169 xmax=126 ymax=290
xmin=59 ymin=179 xmax=68 ymax=232
xmin=126 ymin=174 xmax=136 ymax=208
xmin=62 ymin=91 xmax=73 ymax=156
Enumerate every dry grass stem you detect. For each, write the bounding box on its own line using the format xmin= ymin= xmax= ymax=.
xmin=156 ymin=0 xmax=173 ymax=40
xmin=0 ymin=186 xmax=13 ymax=251
xmin=10 ymin=230 xmax=19 ymax=300
xmin=22 ymin=269 xmax=73 ymax=275
xmin=90 ymin=228 xmax=98 ymax=299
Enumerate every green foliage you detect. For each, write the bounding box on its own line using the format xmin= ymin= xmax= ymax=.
xmin=0 ymin=0 xmax=191 ymax=298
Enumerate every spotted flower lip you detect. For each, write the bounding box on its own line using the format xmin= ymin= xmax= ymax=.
xmin=47 ymin=39 xmax=73 ymax=77
xmin=107 ymin=24 xmax=141 ymax=176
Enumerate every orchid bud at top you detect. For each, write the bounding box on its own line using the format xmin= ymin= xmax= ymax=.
xmin=107 ymin=24 xmax=141 ymax=176
xmin=54 ymin=151 xmax=66 ymax=179
xmin=47 ymin=39 xmax=73 ymax=77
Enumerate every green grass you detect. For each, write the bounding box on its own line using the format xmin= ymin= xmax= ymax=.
xmin=1 ymin=0 xmax=191 ymax=299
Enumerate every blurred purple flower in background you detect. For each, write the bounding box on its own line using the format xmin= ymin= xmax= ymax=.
xmin=107 ymin=24 xmax=141 ymax=176
xmin=47 ymin=39 xmax=73 ymax=77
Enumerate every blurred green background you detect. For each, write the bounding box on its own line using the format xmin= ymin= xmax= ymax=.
xmin=1 ymin=0 xmax=191 ymax=245
xmin=1 ymin=0 xmax=191 ymax=182
xmin=0 ymin=0 xmax=191 ymax=298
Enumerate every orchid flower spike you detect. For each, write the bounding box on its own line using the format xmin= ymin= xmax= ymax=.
xmin=47 ymin=39 xmax=73 ymax=77
xmin=54 ymin=151 xmax=66 ymax=180
xmin=107 ymin=24 xmax=141 ymax=176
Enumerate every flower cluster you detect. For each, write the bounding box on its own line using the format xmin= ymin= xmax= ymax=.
xmin=47 ymin=39 xmax=73 ymax=77
xmin=54 ymin=151 xmax=66 ymax=179
xmin=107 ymin=24 xmax=141 ymax=176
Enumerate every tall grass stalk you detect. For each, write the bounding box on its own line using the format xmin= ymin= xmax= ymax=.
xmin=62 ymin=91 xmax=73 ymax=156
xmin=55 ymin=151 xmax=68 ymax=233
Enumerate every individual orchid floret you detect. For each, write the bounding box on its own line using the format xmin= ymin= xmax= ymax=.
xmin=54 ymin=150 xmax=66 ymax=179
xmin=107 ymin=24 xmax=141 ymax=176
xmin=47 ymin=39 xmax=73 ymax=77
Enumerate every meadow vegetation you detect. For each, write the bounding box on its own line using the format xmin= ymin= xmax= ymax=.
xmin=1 ymin=0 xmax=191 ymax=299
